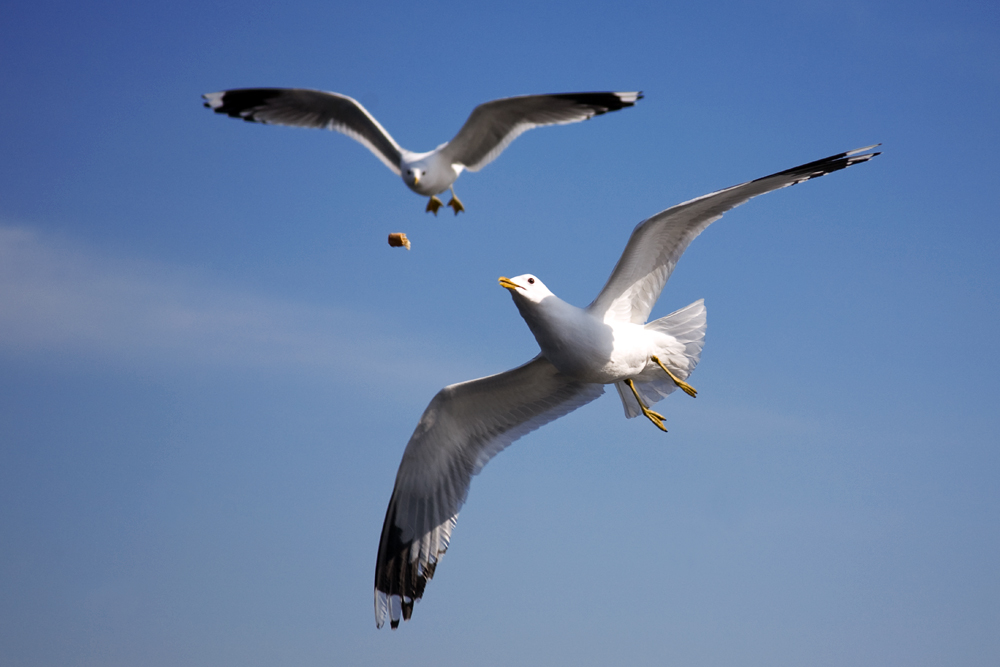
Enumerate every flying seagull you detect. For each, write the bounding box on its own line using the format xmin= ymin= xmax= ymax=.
xmin=202 ymin=89 xmax=642 ymax=215
xmin=374 ymin=145 xmax=880 ymax=628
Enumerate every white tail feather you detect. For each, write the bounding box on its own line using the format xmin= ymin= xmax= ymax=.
xmin=616 ymin=299 xmax=707 ymax=418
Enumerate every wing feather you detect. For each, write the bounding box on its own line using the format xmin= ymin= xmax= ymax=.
xmin=374 ymin=356 xmax=604 ymax=628
xmin=588 ymin=146 xmax=881 ymax=324
xmin=440 ymin=92 xmax=642 ymax=172
xmin=202 ymin=88 xmax=405 ymax=174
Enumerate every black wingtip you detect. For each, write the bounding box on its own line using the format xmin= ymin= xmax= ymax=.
xmin=374 ymin=501 xmax=436 ymax=630
xmin=201 ymin=88 xmax=285 ymax=120
xmin=551 ymin=91 xmax=644 ymax=115
xmin=754 ymin=144 xmax=882 ymax=188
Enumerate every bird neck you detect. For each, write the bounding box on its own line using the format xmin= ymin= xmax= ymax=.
xmin=516 ymin=295 xmax=583 ymax=351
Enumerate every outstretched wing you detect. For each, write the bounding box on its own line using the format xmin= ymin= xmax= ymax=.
xmin=588 ymin=145 xmax=881 ymax=324
xmin=202 ymin=88 xmax=404 ymax=174
xmin=440 ymin=92 xmax=642 ymax=172
xmin=375 ymin=356 xmax=604 ymax=629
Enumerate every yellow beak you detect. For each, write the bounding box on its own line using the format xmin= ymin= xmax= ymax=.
xmin=498 ymin=276 xmax=521 ymax=291
xmin=413 ymin=174 xmax=420 ymax=186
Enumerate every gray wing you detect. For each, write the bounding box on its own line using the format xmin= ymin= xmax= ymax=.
xmin=202 ymin=88 xmax=404 ymax=174
xmin=439 ymin=92 xmax=642 ymax=172
xmin=374 ymin=356 xmax=604 ymax=629
xmin=588 ymin=145 xmax=881 ymax=324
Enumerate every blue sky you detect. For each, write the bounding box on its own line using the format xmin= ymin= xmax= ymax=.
xmin=1 ymin=0 xmax=998 ymax=665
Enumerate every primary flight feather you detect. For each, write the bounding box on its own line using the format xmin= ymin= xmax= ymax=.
xmin=374 ymin=145 xmax=880 ymax=629
xmin=203 ymin=89 xmax=642 ymax=215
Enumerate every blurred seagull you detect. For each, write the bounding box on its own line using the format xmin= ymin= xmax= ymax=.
xmin=374 ymin=145 xmax=880 ymax=629
xmin=202 ymin=89 xmax=642 ymax=215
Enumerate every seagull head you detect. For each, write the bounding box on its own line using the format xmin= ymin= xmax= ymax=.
xmin=498 ymin=274 xmax=554 ymax=304
xmin=499 ymin=275 xmax=575 ymax=348
xmin=403 ymin=166 xmax=424 ymax=187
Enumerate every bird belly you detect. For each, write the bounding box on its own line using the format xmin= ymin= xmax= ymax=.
xmin=541 ymin=321 xmax=651 ymax=385
xmin=406 ymin=177 xmax=451 ymax=196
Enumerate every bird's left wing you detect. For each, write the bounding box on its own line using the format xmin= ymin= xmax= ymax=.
xmin=375 ymin=355 xmax=604 ymax=629
xmin=588 ymin=145 xmax=881 ymax=324
xmin=439 ymin=92 xmax=642 ymax=172
xmin=202 ymin=88 xmax=404 ymax=174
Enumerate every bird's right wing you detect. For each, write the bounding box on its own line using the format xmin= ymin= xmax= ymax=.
xmin=440 ymin=92 xmax=642 ymax=172
xmin=588 ymin=145 xmax=881 ymax=324
xmin=375 ymin=355 xmax=604 ymax=629
xmin=202 ymin=88 xmax=405 ymax=174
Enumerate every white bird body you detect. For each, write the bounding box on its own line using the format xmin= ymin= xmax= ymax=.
xmin=203 ymin=89 xmax=642 ymax=214
xmin=373 ymin=145 xmax=881 ymax=629
xmin=398 ymin=147 xmax=464 ymax=197
xmin=505 ymin=275 xmax=673 ymax=384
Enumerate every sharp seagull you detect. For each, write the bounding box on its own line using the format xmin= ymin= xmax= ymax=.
xmin=202 ymin=89 xmax=642 ymax=215
xmin=374 ymin=145 xmax=880 ymax=628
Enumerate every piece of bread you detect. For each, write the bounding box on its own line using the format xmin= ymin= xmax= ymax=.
xmin=387 ymin=233 xmax=411 ymax=250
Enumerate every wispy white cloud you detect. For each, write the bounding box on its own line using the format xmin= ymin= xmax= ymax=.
xmin=0 ymin=225 xmax=446 ymax=382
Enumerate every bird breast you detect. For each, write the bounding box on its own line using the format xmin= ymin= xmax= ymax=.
xmin=520 ymin=298 xmax=650 ymax=384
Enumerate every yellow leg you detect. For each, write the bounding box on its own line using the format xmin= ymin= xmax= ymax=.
xmin=651 ymin=355 xmax=697 ymax=398
xmin=625 ymin=378 xmax=668 ymax=432
xmin=426 ymin=196 xmax=443 ymax=215
xmin=447 ymin=187 xmax=465 ymax=215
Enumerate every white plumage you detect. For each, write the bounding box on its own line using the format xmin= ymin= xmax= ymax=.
xmin=374 ymin=145 xmax=880 ymax=629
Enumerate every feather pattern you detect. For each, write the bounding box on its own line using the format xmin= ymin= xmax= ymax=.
xmin=588 ymin=146 xmax=881 ymax=324
xmin=203 ymin=88 xmax=405 ymax=174
xmin=374 ymin=356 xmax=604 ymax=629
xmin=440 ymin=92 xmax=642 ymax=171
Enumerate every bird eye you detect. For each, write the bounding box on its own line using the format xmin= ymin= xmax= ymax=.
xmin=527 ymin=278 xmax=535 ymax=284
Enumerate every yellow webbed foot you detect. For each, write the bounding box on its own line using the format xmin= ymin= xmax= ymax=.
xmin=426 ymin=196 xmax=443 ymax=215
xmin=641 ymin=406 xmax=668 ymax=432
xmin=447 ymin=186 xmax=465 ymax=215
xmin=651 ymin=355 xmax=697 ymax=398
xmin=674 ymin=380 xmax=697 ymax=398
xmin=625 ymin=378 xmax=668 ymax=432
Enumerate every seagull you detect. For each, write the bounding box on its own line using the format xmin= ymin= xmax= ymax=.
xmin=202 ymin=89 xmax=642 ymax=215
xmin=374 ymin=145 xmax=881 ymax=629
